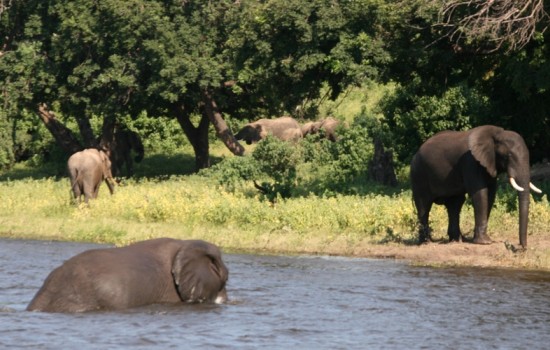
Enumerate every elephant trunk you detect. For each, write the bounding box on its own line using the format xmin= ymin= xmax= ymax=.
xmin=509 ymin=167 xmax=532 ymax=248
xmin=517 ymin=188 xmax=530 ymax=248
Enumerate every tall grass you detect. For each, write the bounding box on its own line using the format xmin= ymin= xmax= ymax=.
xmin=1 ymin=173 xmax=548 ymax=256
xmin=1 ymin=83 xmax=548 ymax=259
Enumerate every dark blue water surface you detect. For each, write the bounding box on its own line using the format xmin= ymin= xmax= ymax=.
xmin=1 ymin=239 xmax=549 ymax=349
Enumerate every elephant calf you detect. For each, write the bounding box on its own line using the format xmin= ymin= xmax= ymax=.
xmin=67 ymin=148 xmax=116 ymax=203
xmin=235 ymin=116 xmax=302 ymax=144
xmin=27 ymin=238 xmax=229 ymax=313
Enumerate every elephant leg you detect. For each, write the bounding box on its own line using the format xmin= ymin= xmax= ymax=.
xmin=83 ymin=181 xmax=95 ymax=203
xmin=92 ymin=182 xmax=101 ymax=199
xmin=414 ymin=196 xmax=433 ymax=244
xmin=71 ymin=182 xmax=82 ymax=203
xmin=470 ymin=188 xmax=493 ymax=244
xmin=444 ymin=194 xmax=465 ymax=242
xmin=486 ymin=180 xmax=497 ymax=220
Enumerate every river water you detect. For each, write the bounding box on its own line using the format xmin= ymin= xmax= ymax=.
xmin=1 ymin=239 xmax=549 ymax=349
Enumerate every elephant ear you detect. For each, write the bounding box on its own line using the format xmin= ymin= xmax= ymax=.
xmin=171 ymin=241 xmax=228 ymax=303
xmin=99 ymin=150 xmax=114 ymax=179
xmin=468 ymin=125 xmax=504 ymax=178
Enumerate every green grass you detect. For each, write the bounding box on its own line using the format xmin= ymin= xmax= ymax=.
xmin=1 ymin=82 xmax=549 ymax=267
xmin=1 ymin=168 xmax=548 ymax=257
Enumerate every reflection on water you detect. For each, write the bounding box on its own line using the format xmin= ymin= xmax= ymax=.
xmin=1 ymin=239 xmax=549 ymax=349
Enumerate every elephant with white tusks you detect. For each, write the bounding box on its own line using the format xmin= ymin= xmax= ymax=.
xmin=67 ymin=148 xmax=116 ymax=203
xmin=235 ymin=116 xmax=302 ymax=144
xmin=27 ymin=238 xmax=229 ymax=313
xmin=410 ymin=125 xmax=542 ymax=248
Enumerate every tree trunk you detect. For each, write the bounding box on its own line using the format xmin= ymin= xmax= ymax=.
xmin=37 ymin=103 xmax=82 ymax=155
xmin=202 ymin=89 xmax=244 ymax=156
xmin=98 ymin=116 xmax=116 ymax=158
xmin=172 ymin=103 xmax=211 ymax=171
xmin=75 ymin=112 xmax=97 ymax=147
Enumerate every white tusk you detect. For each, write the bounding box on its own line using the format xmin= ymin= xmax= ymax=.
xmin=530 ymin=182 xmax=543 ymax=193
xmin=509 ymin=177 xmax=524 ymax=192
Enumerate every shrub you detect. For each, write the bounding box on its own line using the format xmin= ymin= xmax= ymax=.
xmin=381 ymin=81 xmax=490 ymax=163
xmin=201 ymin=155 xmax=262 ymax=193
xmin=118 ymin=112 xmax=189 ymax=155
xmin=252 ymin=136 xmax=303 ymax=201
xmin=205 ymin=119 xmax=381 ymax=199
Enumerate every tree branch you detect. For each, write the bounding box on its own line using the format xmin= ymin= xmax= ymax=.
xmin=202 ymin=89 xmax=245 ymax=156
xmin=37 ymin=103 xmax=82 ymax=155
xmin=436 ymin=0 xmax=549 ymax=53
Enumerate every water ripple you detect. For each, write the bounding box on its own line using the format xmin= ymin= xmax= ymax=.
xmin=1 ymin=239 xmax=550 ymax=349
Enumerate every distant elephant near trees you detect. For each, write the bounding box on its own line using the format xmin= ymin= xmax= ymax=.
xmin=235 ymin=116 xmax=302 ymax=144
xmin=111 ymin=129 xmax=144 ymax=177
xmin=67 ymin=148 xmax=116 ymax=203
xmin=301 ymin=117 xmax=343 ymax=142
xmin=301 ymin=120 xmax=323 ymax=137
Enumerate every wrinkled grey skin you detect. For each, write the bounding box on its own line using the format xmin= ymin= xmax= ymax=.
xmin=67 ymin=148 xmax=115 ymax=203
xmin=27 ymin=238 xmax=229 ymax=313
xmin=301 ymin=117 xmax=342 ymax=141
xmin=410 ymin=125 xmax=539 ymax=248
xmin=235 ymin=116 xmax=302 ymax=144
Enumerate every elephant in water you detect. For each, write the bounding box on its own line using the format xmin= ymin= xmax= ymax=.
xmin=410 ymin=125 xmax=542 ymax=248
xmin=235 ymin=116 xmax=302 ymax=144
xmin=67 ymin=148 xmax=116 ymax=203
xmin=27 ymin=238 xmax=229 ymax=313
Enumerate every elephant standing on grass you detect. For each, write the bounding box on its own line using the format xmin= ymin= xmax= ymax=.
xmin=235 ymin=116 xmax=302 ymax=144
xmin=111 ymin=129 xmax=144 ymax=177
xmin=67 ymin=148 xmax=116 ymax=203
xmin=27 ymin=238 xmax=229 ymax=313
xmin=410 ymin=125 xmax=542 ymax=248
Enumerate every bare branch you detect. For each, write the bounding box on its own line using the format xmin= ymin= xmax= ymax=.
xmin=436 ymin=0 xmax=550 ymax=53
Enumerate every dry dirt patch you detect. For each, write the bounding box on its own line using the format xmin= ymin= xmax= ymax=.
xmin=352 ymin=235 xmax=550 ymax=270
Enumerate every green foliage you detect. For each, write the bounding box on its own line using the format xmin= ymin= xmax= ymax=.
xmin=206 ymin=120 xmax=377 ymax=199
xmin=119 ymin=112 xmax=189 ymax=155
xmin=0 ymin=175 xmax=548 ymax=262
xmin=252 ymin=136 xmax=302 ymax=198
xmin=226 ymin=0 xmax=390 ymax=117
xmin=200 ymin=155 xmax=262 ymax=193
xmin=2 ymin=0 xmax=549 ymax=175
xmin=300 ymin=123 xmax=374 ymax=195
xmin=0 ymin=111 xmax=14 ymax=170
xmin=381 ymin=82 xmax=490 ymax=163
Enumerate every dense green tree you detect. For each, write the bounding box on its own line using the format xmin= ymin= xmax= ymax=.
xmin=0 ymin=0 xmax=390 ymax=171
xmin=379 ymin=0 xmax=550 ymax=164
xmin=2 ymin=0 xmax=548 ymax=175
